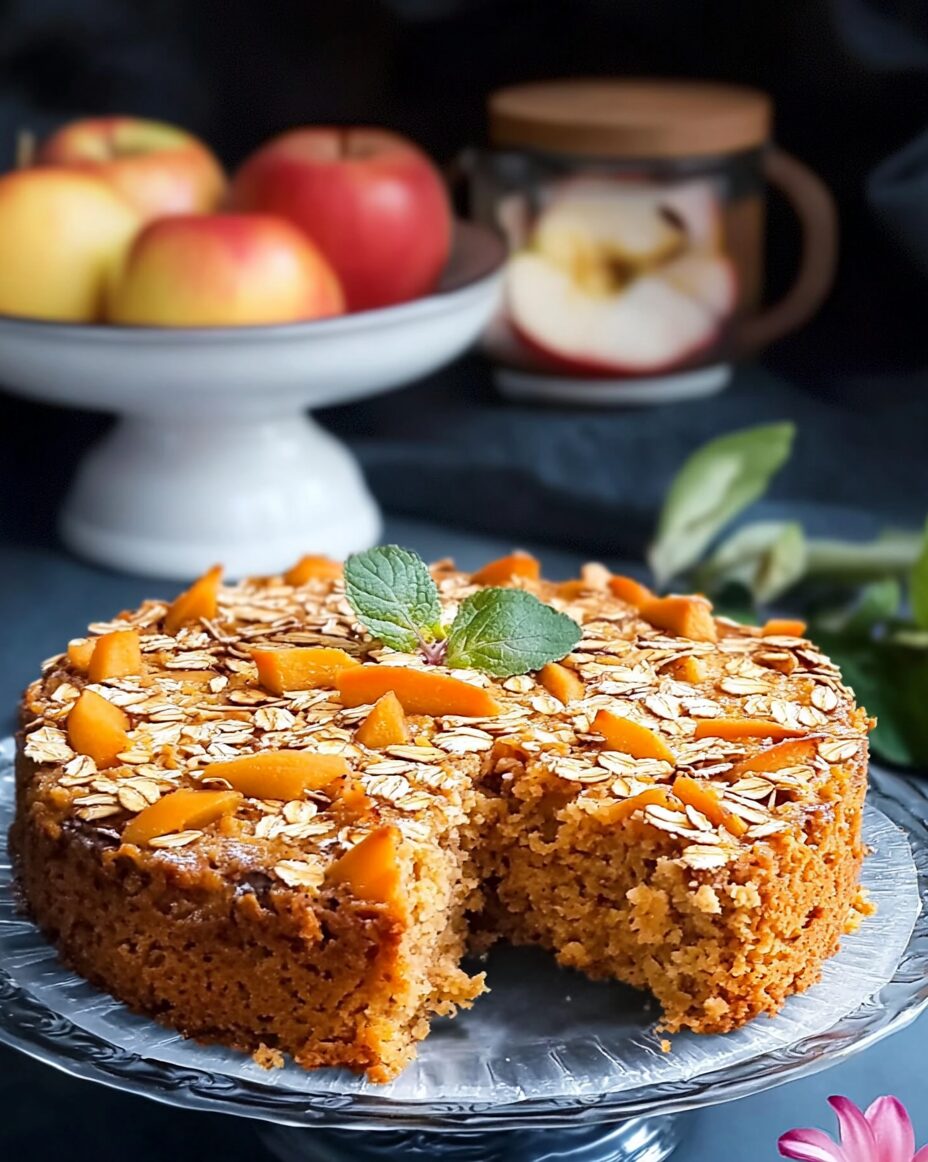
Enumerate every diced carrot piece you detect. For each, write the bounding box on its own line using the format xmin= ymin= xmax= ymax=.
xmin=200 ymin=751 xmax=348 ymax=800
xmin=284 ymin=554 xmax=343 ymax=586
xmin=666 ymin=656 xmax=706 ymax=684
xmin=694 ymin=718 xmax=806 ymax=741
xmin=87 ymin=629 xmax=143 ymax=683
xmin=67 ymin=639 xmax=95 ymax=672
xmin=67 ymin=689 xmax=130 ymax=769
xmin=611 ymin=786 xmax=680 ymax=822
xmin=539 ymin=661 xmax=585 ymax=705
xmin=761 ymin=618 xmax=807 ymax=638
xmin=728 ymin=736 xmax=820 ymax=779
xmin=356 ymin=692 xmax=410 ymax=749
xmin=336 ymin=666 xmax=501 ymax=718
xmin=673 ymin=774 xmax=747 ymax=837
xmin=471 ymin=552 xmax=541 ymax=586
xmin=122 ymin=788 xmax=241 ymax=847
xmin=164 ymin=565 xmax=222 ymax=635
xmin=251 ymin=646 xmax=360 ymax=695
xmin=609 ymin=574 xmax=656 ymax=608
xmin=640 ymin=595 xmax=718 ymax=642
xmin=593 ymin=709 xmax=676 ymax=764
xmin=327 ymin=825 xmax=403 ymax=908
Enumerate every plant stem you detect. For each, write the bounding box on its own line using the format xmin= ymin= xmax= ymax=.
xmin=804 ymin=534 xmax=921 ymax=583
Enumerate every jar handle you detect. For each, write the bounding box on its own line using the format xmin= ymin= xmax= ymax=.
xmin=737 ymin=147 xmax=838 ymax=353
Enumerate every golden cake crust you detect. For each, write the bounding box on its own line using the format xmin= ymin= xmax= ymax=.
xmin=11 ymin=557 xmax=871 ymax=1078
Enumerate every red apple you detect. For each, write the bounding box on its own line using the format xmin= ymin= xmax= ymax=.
xmin=230 ymin=127 xmax=452 ymax=311
xmin=38 ymin=117 xmax=226 ymax=222
xmin=105 ymin=214 xmax=344 ymax=327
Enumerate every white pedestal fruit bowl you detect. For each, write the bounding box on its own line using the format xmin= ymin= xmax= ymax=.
xmin=0 ymin=221 xmax=505 ymax=579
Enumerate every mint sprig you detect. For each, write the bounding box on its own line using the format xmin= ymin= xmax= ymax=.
xmin=344 ymin=545 xmax=442 ymax=654
xmin=445 ymin=587 xmax=581 ymax=676
xmin=344 ymin=546 xmax=581 ymax=676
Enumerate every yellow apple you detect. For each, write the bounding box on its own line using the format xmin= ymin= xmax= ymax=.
xmin=38 ymin=117 xmax=226 ymax=222
xmin=0 ymin=169 xmax=139 ymax=322
xmin=105 ymin=213 xmax=345 ymax=326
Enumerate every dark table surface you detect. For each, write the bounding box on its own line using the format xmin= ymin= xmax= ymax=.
xmin=2 ymin=359 xmax=927 ymax=1160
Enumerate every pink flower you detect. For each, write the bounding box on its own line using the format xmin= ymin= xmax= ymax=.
xmin=779 ymin=1096 xmax=928 ymax=1162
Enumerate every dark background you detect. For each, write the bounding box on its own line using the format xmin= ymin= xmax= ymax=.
xmin=1 ymin=0 xmax=928 ymax=555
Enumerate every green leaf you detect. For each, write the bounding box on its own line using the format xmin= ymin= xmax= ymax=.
xmin=816 ymin=630 xmax=928 ymax=768
xmin=344 ymin=545 xmax=442 ymax=653
xmin=813 ymin=578 xmax=901 ymax=638
xmin=445 ymin=588 xmax=582 ymax=677
xmin=695 ymin=520 xmax=807 ymax=603
xmin=910 ymin=518 xmax=928 ymax=629
xmin=647 ymin=423 xmax=795 ymax=586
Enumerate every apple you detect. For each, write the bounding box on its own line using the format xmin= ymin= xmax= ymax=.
xmin=38 ymin=117 xmax=226 ymax=222
xmin=506 ymin=186 xmax=736 ymax=375
xmin=230 ymin=127 xmax=452 ymax=311
xmin=0 ymin=168 xmax=139 ymax=322
xmin=105 ymin=214 xmax=344 ymax=327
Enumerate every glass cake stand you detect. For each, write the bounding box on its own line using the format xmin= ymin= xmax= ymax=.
xmin=1 ymin=734 xmax=927 ymax=1162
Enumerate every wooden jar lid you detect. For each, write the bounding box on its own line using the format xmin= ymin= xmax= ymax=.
xmin=489 ymin=79 xmax=772 ymax=159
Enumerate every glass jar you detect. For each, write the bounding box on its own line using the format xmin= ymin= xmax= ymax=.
xmin=466 ymin=80 xmax=837 ymax=403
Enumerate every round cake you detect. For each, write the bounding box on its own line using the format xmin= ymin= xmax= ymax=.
xmin=11 ymin=552 xmax=872 ymax=1081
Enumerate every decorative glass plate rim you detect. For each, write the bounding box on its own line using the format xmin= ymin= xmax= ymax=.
xmin=1 ymin=747 xmax=927 ymax=1132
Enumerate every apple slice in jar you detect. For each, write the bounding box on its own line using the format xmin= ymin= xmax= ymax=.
xmin=505 ymin=183 xmax=737 ymax=376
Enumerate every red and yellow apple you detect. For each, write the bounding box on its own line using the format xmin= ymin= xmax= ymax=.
xmin=38 ymin=117 xmax=226 ymax=222
xmin=105 ymin=213 xmax=345 ymax=326
xmin=506 ymin=183 xmax=736 ymax=375
xmin=0 ymin=169 xmax=139 ymax=322
xmin=231 ymin=127 xmax=452 ymax=312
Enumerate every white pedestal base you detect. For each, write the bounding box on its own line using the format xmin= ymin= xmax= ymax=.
xmin=59 ymin=413 xmax=381 ymax=580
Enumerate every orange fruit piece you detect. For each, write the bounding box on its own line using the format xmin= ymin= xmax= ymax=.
xmin=609 ymin=574 xmax=656 ymax=608
xmin=673 ymin=774 xmax=747 ymax=837
xmin=327 ymin=825 xmax=403 ymax=908
xmin=539 ymin=661 xmax=585 ymax=705
xmin=67 ymin=639 xmax=95 ymax=672
xmin=666 ymin=656 xmax=706 ymax=684
xmin=336 ymin=666 xmax=501 ymax=718
xmin=612 ymin=785 xmax=680 ymax=822
xmin=727 ymin=736 xmax=820 ymax=779
xmin=67 ymin=689 xmax=130 ymax=769
xmin=200 ymin=750 xmax=348 ymax=800
xmin=593 ymin=709 xmax=676 ymax=764
xmin=356 ymin=691 xmax=409 ymax=749
xmin=761 ymin=618 xmax=807 ymax=638
xmin=694 ymin=718 xmax=806 ymax=741
xmin=156 ymin=669 xmax=216 ymax=686
xmin=122 ymin=788 xmax=241 ymax=847
xmin=640 ymin=595 xmax=718 ymax=642
xmin=284 ymin=554 xmax=343 ymax=586
xmin=87 ymin=629 xmax=143 ymax=683
xmin=251 ymin=646 xmax=359 ymax=695
xmin=470 ymin=552 xmax=540 ymax=586
xmin=164 ymin=564 xmax=222 ymax=635
xmin=556 ymin=579 xmax=588 ymax=600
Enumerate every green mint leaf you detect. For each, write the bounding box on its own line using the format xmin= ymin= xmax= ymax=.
xmin=647 ymin=423 xmax=795 ymax=587
xmin=910 ymin=518 xmax=928 ymax=629
xmin=344 ymin=545 xmax=442 ymax=653
xmin=444 ymin=588 xmax=581 ymax=677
